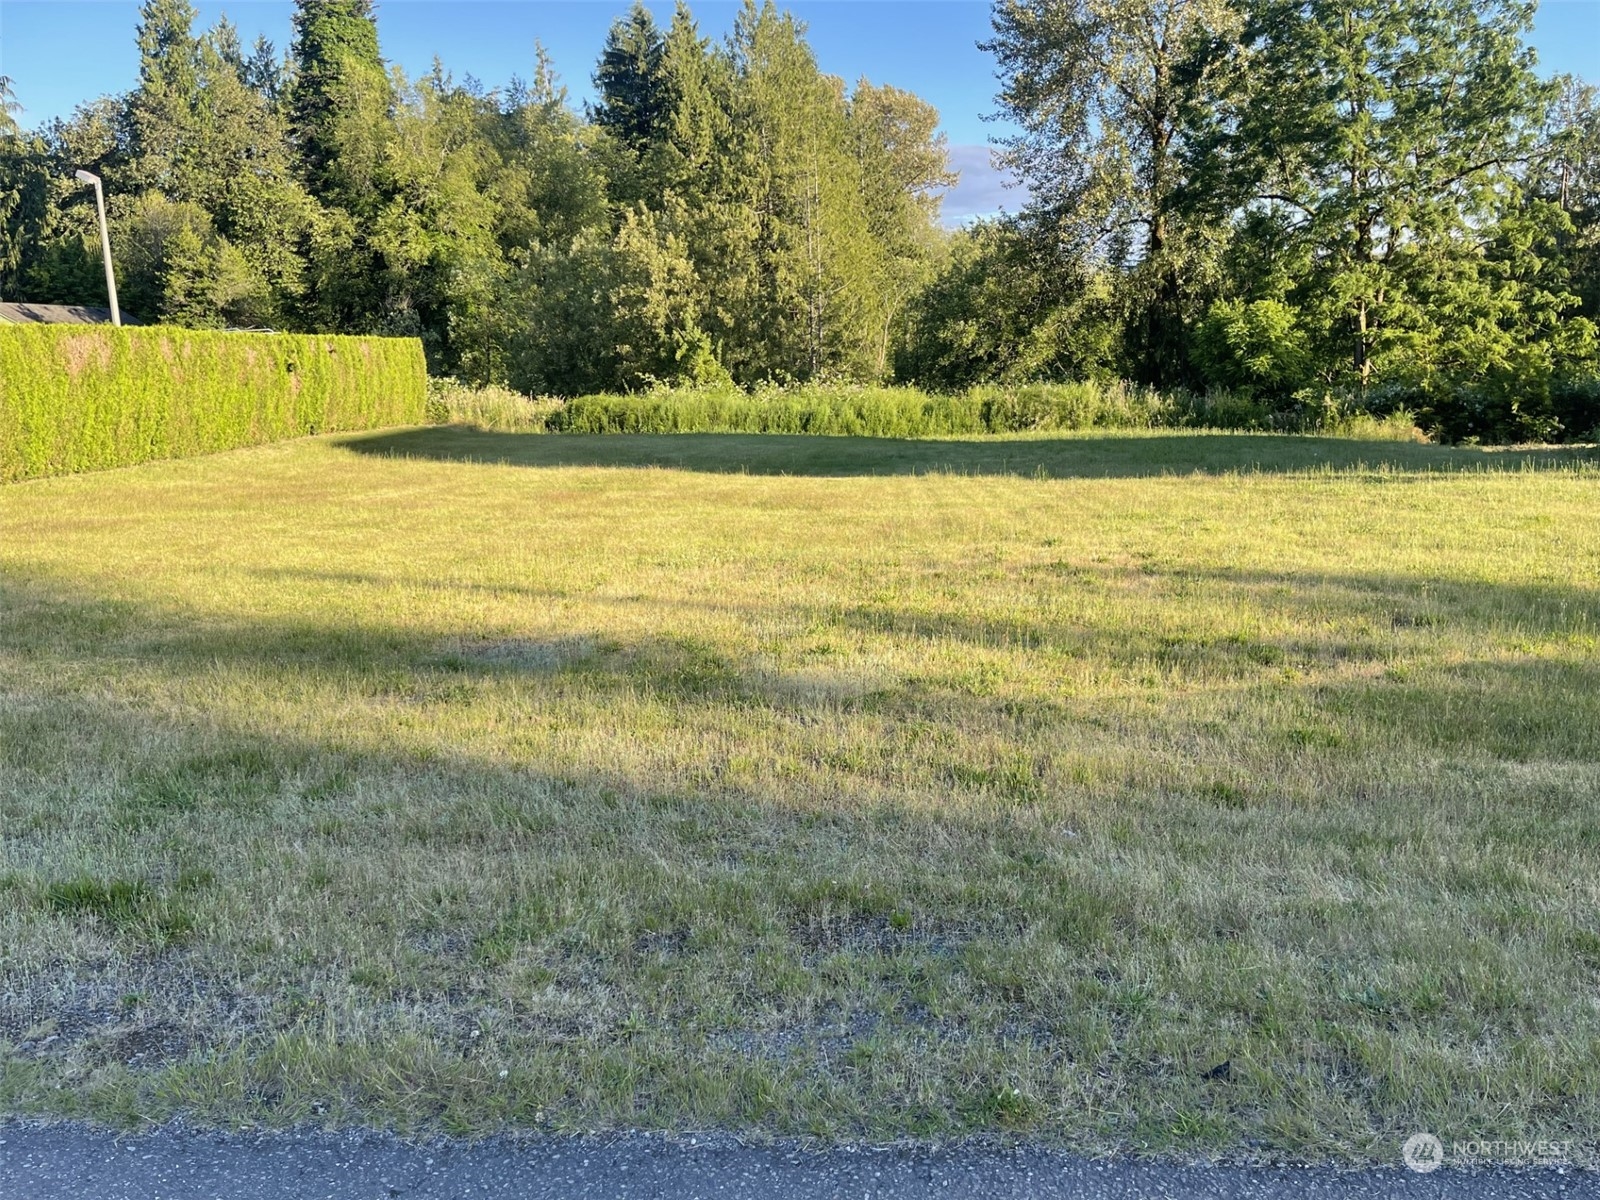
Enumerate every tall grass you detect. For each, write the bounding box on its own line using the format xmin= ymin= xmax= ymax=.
xmin=425 ymin=377 xmax=563 ymax=432
xmin=430 ymin=378 xmax=1423 ymax=442
xmin=554 ymin=384 xmax=987 ymax=437
xmin=972 ymin=381 xmax=1420 ymax=439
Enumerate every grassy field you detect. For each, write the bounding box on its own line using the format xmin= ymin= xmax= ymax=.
xmin=2 ymin=427 xmax=1598 ymax=1162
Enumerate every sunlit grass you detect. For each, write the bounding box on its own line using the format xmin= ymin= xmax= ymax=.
xmin=1 ymin=429 xmax=1597 ymax=1161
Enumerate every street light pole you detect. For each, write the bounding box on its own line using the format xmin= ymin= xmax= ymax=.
xmin=73 ymin=169 xmax=120 ymax=327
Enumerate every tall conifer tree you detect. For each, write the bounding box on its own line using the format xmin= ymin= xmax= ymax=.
xmin=594 ymin=2 xmax=668 ymax=153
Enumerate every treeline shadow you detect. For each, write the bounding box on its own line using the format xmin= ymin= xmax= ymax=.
xmin=335 ymin=427 xmax=1599 ymax=479
xmin=6 ymin=554 xmax=1598 ymax=773
xmin=5 ymin=564 xmax=1599 ymax=1144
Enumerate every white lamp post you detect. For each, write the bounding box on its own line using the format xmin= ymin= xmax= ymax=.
xmin=73 ymin=169 xmax=120 ymax=327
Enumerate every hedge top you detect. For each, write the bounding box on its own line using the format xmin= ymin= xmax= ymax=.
xmin=0 ymin=324 xmax=426 ymax=482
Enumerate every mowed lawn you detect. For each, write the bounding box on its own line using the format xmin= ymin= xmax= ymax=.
xmin=2 ymin=428 xmax=1599 ymax=1161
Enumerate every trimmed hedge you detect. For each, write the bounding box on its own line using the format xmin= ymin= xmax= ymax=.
xmin=0 ymin=325 xmax=426 ymax=481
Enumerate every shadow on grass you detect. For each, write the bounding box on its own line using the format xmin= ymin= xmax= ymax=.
xmin=241 ymin=559 xmax=1600 ymax=646
xmin=235 ymin=557 xmax=1600 ymax=761
xmin=7 ymin=556 xmax=1600 ymax=768
xmin=4 ymin=562 xmax=1600 ymax=1145
xmin=334 ymin=427 xmax=1600 ymax=479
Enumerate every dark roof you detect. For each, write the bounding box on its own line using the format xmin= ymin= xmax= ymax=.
xmin=0 ymin=302 xmax=146 ymax=326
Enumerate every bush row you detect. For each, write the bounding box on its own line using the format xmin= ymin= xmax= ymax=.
xmin=434 ymin=380 xmax=1422 ymax=441
xmin=551 ymin=385 xmax=988 ymax=437
xmin=425 ymin=377 xmax=564 ymax=432
xmin=1 ymin=325 xmax=427 ymax=482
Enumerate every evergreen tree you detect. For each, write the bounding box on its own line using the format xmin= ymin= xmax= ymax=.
xmin=723 ymin=0 xmax=886 ymax=379
xmin=289 ymin=0 xmax=392 ymax=211
xmin=1233 ymin=0 xmax=1555 ymax=393
xmin=115 ymin=193 xmax=257 ymax=326
xmin=655 ymin=2 xmax=728 ymax=188
xmin=134 ymin=0 xmax=201 ymax=95
xmin=0 ymin=77 xmax=29 ymax=297
xmin=125 ymin=0 xmax=203 ymax=194
xmin=244 ymin=36 xmax=286 ymax=105
xmin=489 ymin=51 xmax=609 ymax=255
xmin=0 ymin=76 xmax=19 ymax=137
xmin=210 ymin=15 xmax=247 ymax=78
xmin=290 ymin=0 xmax=396 ymax=332
xmin=116 ymin=5 xmax=314 ymax=325
xmin=594 ymin=3 xmax=668 ymax=153
xmin=159 ymin=221 xmax=220 ymax=325
xmin=190 ymin=24 xmax=313 ymax=325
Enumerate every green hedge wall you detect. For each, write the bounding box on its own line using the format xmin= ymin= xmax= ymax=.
xmin=0 ymin=325 xmax=426 ymax=482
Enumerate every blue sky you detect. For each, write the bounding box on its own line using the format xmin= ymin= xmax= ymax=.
xmin=2 ymin=0 xmax=1597 ymax=221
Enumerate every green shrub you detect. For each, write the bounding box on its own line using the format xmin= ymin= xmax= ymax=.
xmin=0 ymin=325 xmax=426 ymax=481
xmin=551 ymin=384 xmax=987 ymax=437
xmin=1324 ymin=410 xmax=1425 ymax=442
xmin=1192 ymin=299 xmax=1312 ymax=399
xmin=540 ymin=380 xmax=1425 ymax=440
xmin=1186 ymin=388 xmax=1275 ymax=431
xmin=1548 ymin=375 xmax=1600 ymax=443
xmin=426 ymin=377 xmax=562 ymax=431
xmin=973 ymin=381 xmax=1182 ymax=430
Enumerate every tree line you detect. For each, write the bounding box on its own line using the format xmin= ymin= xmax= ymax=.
xmin=2 ymin=0 xmax=1598 ymax=441
xmin=0 ymin=0 xmax=953 ymax=396
xmin=919 ymin=0 xmax=1600 ymax=440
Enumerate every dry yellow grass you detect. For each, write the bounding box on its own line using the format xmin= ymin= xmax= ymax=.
xmin=1 ymin=428 xmax=1597 ymax=1160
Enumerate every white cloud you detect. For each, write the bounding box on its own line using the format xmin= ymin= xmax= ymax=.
xmin=938 ymin=143 xmax=1027 ymax=225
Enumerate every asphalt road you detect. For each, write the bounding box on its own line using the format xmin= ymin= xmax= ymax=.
xmin=2 ymin=1121 xmax=1595 ymax=1200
